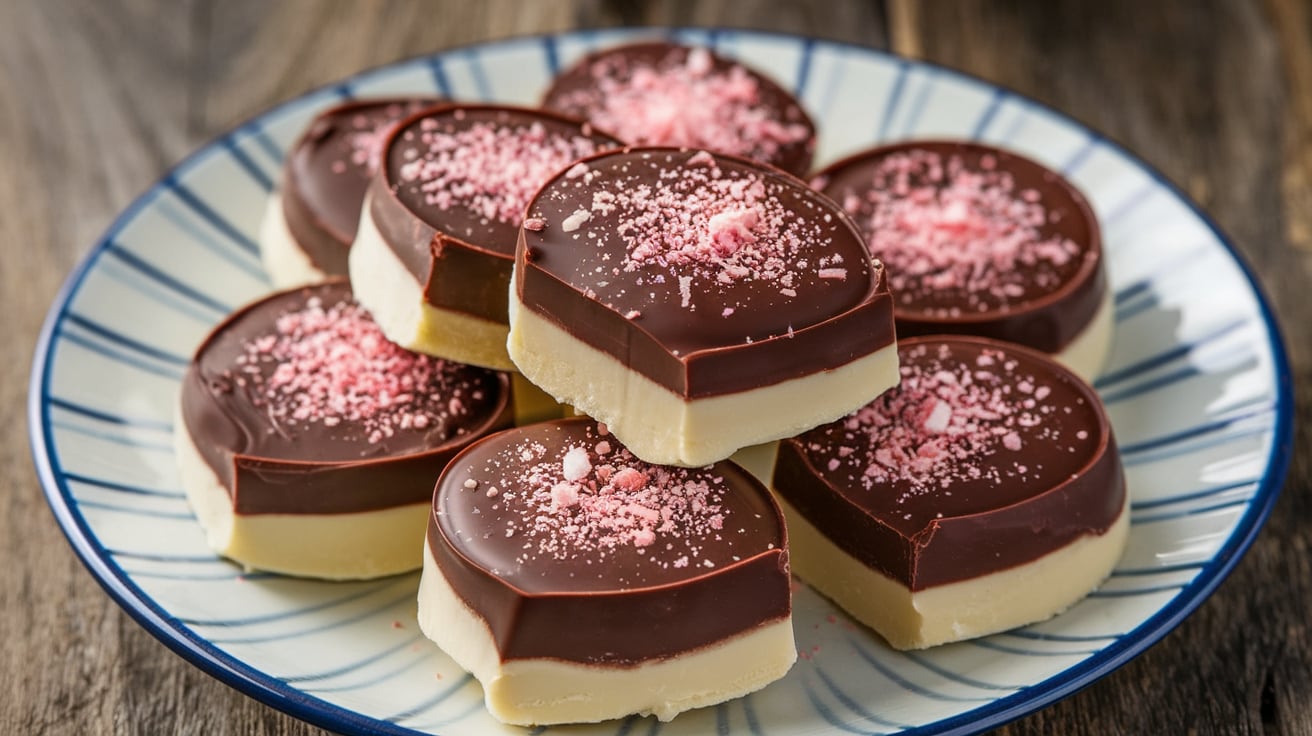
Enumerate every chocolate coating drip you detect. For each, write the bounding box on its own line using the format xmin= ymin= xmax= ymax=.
xmin=179 ymin=280 xmax=511 ymax=514
xmin=370 ymin=104 xmax=621 ymax=322
xmin=543 ymin=42 xmax=816 ymax=177
xmin=429 ymin=418 xmax=790 ymax=664
xmin=773 ymin=335 xmax=1125 ymax=590
xmin=280 ymin=97 xmax=440 ymax=275
xmin=814 ymin=141 xmax=1106 ymax=352
xmin=516 ymin=147 xmax=896 ymax=398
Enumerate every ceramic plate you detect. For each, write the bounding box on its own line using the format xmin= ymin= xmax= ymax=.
xmin=30 ymin=28 xmax=1292 ymax=736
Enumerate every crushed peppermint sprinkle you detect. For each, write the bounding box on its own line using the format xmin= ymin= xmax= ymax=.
xmin=553 ymin=47 xmax=810 ymax=163
xmin=231 ymin=296 xmax=478 ymax=443
xmin=806 ymin=342 xmax=1073 ymax=500
xmin=838 ymin=148 xmax=1082 ymax=313
xmin=342 ymin=102 xmax=420 ymax=174
xmin=395 ymin=116 xmax=608 ymax=224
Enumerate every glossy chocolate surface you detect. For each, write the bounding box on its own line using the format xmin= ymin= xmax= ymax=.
xmin=429 ymin=417 xmax=790 ymax=664
xmin=516 ymin=147 xmax=896 ymax=398
xmin=543 ymin=42 xmax=816 ymax=177
xmin=773 ymin=335 xmax=1124 ymax=590
xmin=280 ymin=97 xmax=439 ymax=276
xmin=369 ymin=104 xmax=621 ymax=322
xmin=814 ymin=140 xmax=1106 ymax=352
xmin=180 ymin=280 xmax=511 ymax=515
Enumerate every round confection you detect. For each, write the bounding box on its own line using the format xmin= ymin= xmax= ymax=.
xmin=508 ymin=147 xmax=899 ymax=467
xmin=349 ymin=104 xmax=622 ymax=371
xmin=259 ymin=97 xmax=439 ymax=288
xmin=542 ymin=42 xmax=816 ymax=176
xmin=771 ymin=335 xmax=1127 ymax=650
xmin=176 ymin=279 xmax=511 ymax=579
xmin=813 ymin=140 xmax=1112 ymax=381
xmin=417 ymin=417 xmax=794 ymax=725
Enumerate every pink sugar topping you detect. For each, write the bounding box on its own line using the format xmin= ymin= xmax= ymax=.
xmin=396 ymin=116 xmax=607 ymax=224
xmin=557 ymin=47 xmax=809 ymax=163
xmin=811 ymin=343 xmax=1071 ymax=500
xmin=232 ymin=296 xmax=479 ymax=443
xmin=841 ymin=149 xmax=1082 ymax=313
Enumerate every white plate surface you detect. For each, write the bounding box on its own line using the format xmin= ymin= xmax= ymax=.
xmin=30 ymin=28 xmax=1292 ymax=736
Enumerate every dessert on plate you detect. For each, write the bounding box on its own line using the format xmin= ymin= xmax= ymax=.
xmin=542 ymin=41 xmax=817 ymax=177
xmin=175 ymin=280 xmax=511 ymax=579
xmin=508 ymin=147 xmax=899 ymax=467
xmin=771 ymin=335 xmax=1128 ymax=649
xmin=349 ymin=103 xmax=622 ymax=371
xmin=418 ymin=417 xmax=794 ymax=725
xmin=259 ymin=97 xmax=438 ymax=288
xmin=812 ymin=140 xmax=1112 ymax=381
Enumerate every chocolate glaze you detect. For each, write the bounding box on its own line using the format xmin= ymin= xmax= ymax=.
xmin=772 ymin=335 xmax=1125 ymax=590
xmin=280 ymin=97 xmax=440 ymax=276
xmin=516 ymin=147 xmax=896 ymax=398
xmin=179 ymin=280 xmax=512 ymax=515
xmin=814 ymin=140 xmax=1106 ymax=353
xmin=368 ymin=104 xmax=621 ymax=323
xmin=542 ymin=42 xmax=816 ymax=177
xmin=428 ymin=417 xmax=790 ymax=664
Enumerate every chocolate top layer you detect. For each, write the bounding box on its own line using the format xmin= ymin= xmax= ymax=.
xmin=814 ymin=141 xmax=1106 ymax=352
xmin=281 ymin=97 xmax=439 ymax=276
xmin=429 ymin=417 xmax=790 ymax=663
xmin=179 ymin=280 xmax=511 ymax=514
xmin=773 ymin=335 xmax=1125 ymax=590
xmin=517 ymin=147 xmax=895 ymax=397
xmin=369 ymin=104 xmax=622 ymax=324
xmin=543 ymin=42 xmax=816 ymax=177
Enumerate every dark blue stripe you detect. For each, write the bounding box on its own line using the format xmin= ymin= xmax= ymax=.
xmin=203 ymin=589 xmax=416 ymax=644
xmin=1131 ymin=497 xmax=1253 ymax=525
xmin=219 ymin=135 xmax=275 ymax=192
xmin=1120 ymin=405 xmax=1273 ymax=455
xmin=242 ymin=121 xmax=286 ymax=163
xmin=384 ymin=673 xmax=475 ymax=722
xmin=741 ymin=692 xmax=764 ymax=736
xmin=303 ymin=649 xmax=429 ymax=694
xmin=106 ymin=243 xmax=234 ymax=315
xmin=1123 ymin=423 xmax=1271 ymax=467
xmin=1102 ymin=180 xmax=1157 ymax=226
xmin=154 ymin=198 xmax=270 ymax=283
xmin=48 ymin=396 xmax=173 ymax=431
xmin=163 ymin=175 xmax=261 ymax=256
xmin=969 ymin=638 xmax=1101 ymax=657
xmin=1114 ymin=279 xmax=1151 ymax=305
xmin=58 ymin=329 xmax=185 ymax=381
xmin=899 ymin=650 xmax=1021 ymax=691
xmin=334 ymin=80 xmax=355 ymax=99
xmin=97 ymin=256 xmax=223 ymax=325
xmin=179 ymin=578 xmax=402 ymax=626
xmin=1101 ymin=365 xmax=1203 ymax=404
xmin=793 ymin=37 xmax=816 ymax=97
xmin=1113 ymin=561 xmax=1207 ymax=576
xmin=716 ymin=703 xmax=730 ymax=735
xmin=899 ymin=69 xmax=936 ymax=137
xmin=800 ymin=678 xmax=884 ymax=735
xmin=542 ymin=35 xmax=560 ymax=75
xmin=77 ymin=499 xmax=195 ymax=520
xmin=65 ymin=472 xmax=184 ymax=499
xmin=998 ymin=107 xmax=1028 ymax=143
xmin=613 ymin=715 xmax=640 ymax=736
xmin=284 ymin=633 xmax=423 ymax=683
xmin=706 ymin=28 xmax=723 ymax=51
xmin=970 ymin=89 xmax=1005 ymax=139
xmin=1132 ymin=479 xmax=1257 ymax=511
xmin=847 ymin=637 xmax=993 ymax=702
xmin=812 ymin=666 xmax=910 ymax=728
xmin=1096 ymin=319 xmax=1247 ymax=389
xmin=1060 ymin=134 xmax=1099 ymax=175
xmin=1002 ymin=630 xmax=1120 ymax=643
xmin=1088 ymin=583 xmax=1186 ymax=598
xmin=1115 ymin=291 xmax=1159 ymax=322
xmin=402 ymin=700 xmax=485 ymax=732
xmin=50 ymin=419 xmax=174 ymax=452
xmin=120 ymin=569 xmax=251 ymax=582
xmin=876 ymin=61 xmax=910 ymax=141
xmin=464 ymin=48 xmax=492 ymax=100
xmin=108 ymin=549 xmax=224 ymax=563
xmin=428 ymin=55 xmax=452 ymax=96
xmin=65 ymin=313 xmax=191 ymax=365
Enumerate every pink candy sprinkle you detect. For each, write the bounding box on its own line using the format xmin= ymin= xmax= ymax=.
xmin=555 ymin=47 xmax=809 ymax=164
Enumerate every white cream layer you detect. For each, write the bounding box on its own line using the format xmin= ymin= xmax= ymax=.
xmin=349 ymin=199 xmax=516 ymax=371
xmin=506 ymin=291 xmax=901 ymax=467
xmin=257 ymin=192 xmax=331 ymax=290
xmin=1053 ymin=284 xmax=1115 ymax=383
xmin=776 ymin=493 xmax=1129 ymax=650
xmin=416 ymin=539 xmax=796 ymax=725
xmin=175 ymin=412 xmax=428 ymax=580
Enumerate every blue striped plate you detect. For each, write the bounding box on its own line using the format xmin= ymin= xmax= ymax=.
xmin=29 ymin=28 xmax=1292 ymax=736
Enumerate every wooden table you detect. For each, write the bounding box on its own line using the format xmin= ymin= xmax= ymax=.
xmin=3 ymin=1 xmax=1308 ymax=733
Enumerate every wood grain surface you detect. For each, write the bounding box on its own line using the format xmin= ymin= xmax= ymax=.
xmin=2 ymin=1 xmax=1308 ymax=733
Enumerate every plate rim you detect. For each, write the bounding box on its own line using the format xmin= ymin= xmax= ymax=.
xmin=27 ymin=25 xmax=1294 ymax=736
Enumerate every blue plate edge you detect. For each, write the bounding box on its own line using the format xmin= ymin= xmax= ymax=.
xmin=24 ymin=25 xmax=1296 ymax=736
